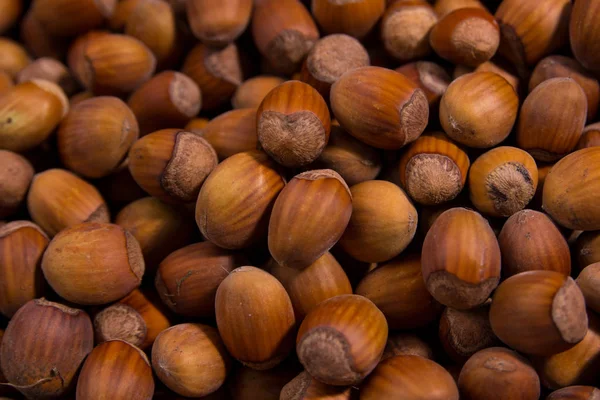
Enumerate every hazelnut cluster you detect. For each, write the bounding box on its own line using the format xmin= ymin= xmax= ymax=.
xmin=1 ymin=0 xmax=600 ymax=399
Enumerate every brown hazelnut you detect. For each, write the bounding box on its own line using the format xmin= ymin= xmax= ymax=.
xmin=578 ymin=122 xmax=600 ymax=150
xmin=186 ymin=0 xmax=252 ymax=47
xmin=576 ymin=263 xmax=600 ymax=315
xmin=269 ymin=169 xmax=352 ymax=270
xmin=280 ymin=371 xmax=351 ymax=400
xmin=475 ymin=60 xmax=520 ymax=93
xmin=0 ymin=299 xmax=93 ymax=399
xmin=115 ymin=197 xmax=195 ymax=273
xmin=198 ymin=108 xmax=257 ymax=160
xmin=19 ymin=11 xmax=69 ymax=59
xmin=398 ymin=132 xmax=470 ymax=205
xmin=155 ymin=242 xmax=245 ymax=317
xmin=216 ymin=266 xmax=296 ymax=369
xmin=331 ymin=66 xmax=429 ymax=149
xmin=433 ymin=0 xmax=486 ymax=18
xmin=0 ymin=150 xmax=33 ymax=218
xmin=0 ymin=0 xmax=21 ymax=34
xmin=575 ymin=231 xmax=600 ymax=270
xmin=127 ymin=71 xmax=201 ymax=136
xmin=196 ymin=150 xmax=285 ymax=249
xmin=268 ymin=251 xmax=352 ymax=321
xmin=109 ymin=0 xmax=142 ymax=31
xmin=129 ymin=129 xmax=217 ymax=204
xmin=297 ymin=294 xmax=387 ymax=386
xmin=16 ymin=57 xmax=79 ymax=96
xmin=490 ymin=270 xmax=588 ymax=356
xmin=570 ymin=0 xmax=600 ymax=72
xmin=356 ymin=255 xmax=442 ymax=330
xmin=77 ymin=340 xmax=154 ymax=400
xmin=360 ymin=355 xmax=459 ymax=400
xmin=41 ymin=222 xmax=144 ymax=305
xmin=27 ymin=169 xmax=109 ymax=237
xmin=499 ymin=210 xmax=571 ymax=278
xmin=153 ymin=324 xmax=231 ymax=397
xmin=547 ymin=386 xmax=600 ymax=400
xmin=422 ymin=207 xmax=501 ymax=310
xmin=185 ymin=117 xmax=210 ymax=132
xmin=0 ymin=38 xmax=30 ymax=79
xmin=469 ymin=146 xmax=538 ymax=217
xmin=228 ymin=362 xmax=301 ymax=400
xmin=257 ymin=80 xmax=331 ymax=167
xmin=395 ymin=61 xmax=451 ymax=109
xmin=0 ymin=72 xmax=12 ymax=93
xmin=95 ymin=161 xmax=146 ymax=208
xmin=232 ymin=76 xmax=285 ymax=109
xmin=439 ymin=71 xmax=518 ymax=148
xmin=382 ymin=333 xmax=434 ymax=360
xmin=311 ymin=0 xmax=385 ymax=39
xmin=31 ymin=0 xmax=116 ymax=37
xmin=458 ymin=347 xmax=540 ymax=400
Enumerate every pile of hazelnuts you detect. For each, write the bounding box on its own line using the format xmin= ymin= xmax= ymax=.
xmin=1 ymin=0 xmax=600 ymax=399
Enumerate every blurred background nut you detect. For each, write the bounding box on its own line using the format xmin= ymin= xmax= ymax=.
xmin=16 ymin=57 xmax=79 ymax=96
xmin=395 ymin=61 xmax=451 ymax=111
xmin=186 ymin=0 xmax=252 ymax=47
xmin=232 ymin=76 xmax=285 ymax=109
xmin=311 ymin=0 xmax=385 ymax=39
xmin=0 ymin=38 xmax=30 ymax=79
xmin=31 ymin=0 xmax=116 ymax=37
xmin=197 ymin=108 xmax=257 ymax=160
xmin=0 ymin=0 xmax=21 ymax=34
xmin=0 ymin=150 xmax=33 ymax=218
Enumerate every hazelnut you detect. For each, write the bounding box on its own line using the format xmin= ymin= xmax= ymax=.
xmin=439 ymin=71 xmax=519 ymax=148
xmin=31 ymin=0 xmax=116 ymax=37
xmin=95 ymin=161 xmax=146 ymax=208
xmin=422 ymin=207 xmax=501 ymax=310
xmin=439 ymin=303 xmax=500 ymax=363
xmin=185 ymin=117 xmax=210 ymax=132
xmin=186 ymin=0 xmax=252 ymax=47
xmin=252 ymin=0 xmax=319 ymax=74
xmin=58 ymin=96 xmax=139 ymax=178
xmin=360 ymin=355 xmax=459 ymax=400
xmin=152 ymin=324 xmax=231 ymax=397
xmin=575 ymin=231 xmax=600 ymax=270
xmin=268 ymin=251 xmax=353 ymax=321
xmin=229 ymin=362 xmax=301 ymax=400
xmin=182 ymin=43 xmax=242 ymax=110
xmin=475 ymin=60 xmax=520 ymax=93
xmin=395 ymin=61 xmax=451 ymax=109
xmin=0 ymin=0 xmax=21 ymax=34
xmin=0 ymin=71 xmax=12 ymax=93
xmin=398 ymin=132 xmax=470 ymax=205
xmin=311 ymin=0 xmax=385 ymax=39
xmin=499 ymin=210 xmax=571 ymax=278
xmin=232 ymin=76 xmax=285 ymax=109
xmin=382 ymin=333 xmax=434 ymax=360
xmin=381 ymin=1 xmax=437 ymax=62
xmin=311 ymin=124 xmax=382 ymax=186
xmin=257 ymin=80 xmax=331 ymax=167
xmin=430 ymin=8 xmax=500 ymax=67
xmin=27 ymin=169 xmax=109 ymax=237
xmin=458 ymin=347 xmax=540 ymax=400
xmin=196 ymin=150 xmax=285 ymax=249
xmin=543 ymin=147 xmax=600 ymax=230
xmin=109 ymin=0 xmax=142 ymax=31
xmin=68 ymin=32 xmax=156 ymax=96
xmin=156 ymin=241 xmax=245 ymax=317
xmin=356 ymin=255 xmax=442 ymax=330
xmin=570 ymin=0 xmax=600 ymax=71
xmin=331 ymin=66 xmax=429 ymax=149
xmin=0 ymin=299 xmax=93 ymax=399
xmin=300 ymin=34 xmax=370 ymax=99
xmin=128 ymin=129 xmax=218 ymax=204
xmin=469 ymin=146 xmax=538 ymax=217
xmin=280 ymin=371 xmax=351 ymax=400
xmin=433 ymin=0 xmax=486 ymax=18
xmin=0 ymin=80 xmax=68 ymax=152
xmin=216 ymin=266 xmax=296 ymax=369
xmin=578 ymin=122 xmax=600 ymax=150
xmin=531 ymin=311 xmax=600 ymax=390
xmin=198 ymin=108 xmax=257 ymax=160
xmin=269 ymin=169 xmax=352 ymax=269
xmin=41 ymin=222 xmax=144 ymax=305
xmin=0 ymin=221 xmax=48 ymax=318
xmin=517 ymin=77 xmax=587 ymax=162
xmin=16 ymin=57 xmax=79 ymax=96
xmin=576 ymin=263 xmax=600 ymax=315
xmin=297 ymin=294 xmax=387 ymax=385
xmin=0 ymin=150 xmax=33 ymax=218
xmin=547 ymin=386 xmax=600 ymax=400
xmin=0 ymin=38 xmax=30 ymax=79
xmin=490 ymin=270 xmax=588 ymax=356
xmin=127 ymin=71 xmax=202 ymax=136
xmin=69 ymin=90 xmax=93 ymax=107
xmin=77 ymin=340 xmax=154 ymax=400
xmin=20 ymin=11 xmax=69 ymax=59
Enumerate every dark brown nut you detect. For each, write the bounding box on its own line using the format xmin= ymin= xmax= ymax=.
xmin=430 ymin=8 xmax=499 ymax=67
xmin=16 ymin=57 xmax=79 ymax=96
xmin=356 ymin=255 xmax=442 ymax=330
xmin=228 ymin=363 xmax=301 ymax=400
xmin=458 ymin=347 xmax=540 ymax=400
xmin=382 ymin=333 xmax=434 ymax=360
xmin=517 ymin=78 xmax=587 ymax=162
xmin=0 ymin=71 xmax=12 ymax=92
xmin=216 ymin=266 xmax=296 ymax=370
xmin=186 ymin=0 xmax=252 ymax=46
xmin=77 ymin=340 xmax=154 ymax=400
xmin=280 ymin=371 xmax=351 ymax=400
xmin=41 ymin=222 xmax=144 ymax=305
xmin=0 ymin=299 xmax=93 ymax=400
xmin=422 ymin=208 xmax=501 ymax=310
xmin=0 ymin=221 xmax=48 ymax=318
xmin=31 ymin=0 xmax=116 ymax=37
xmin=95 ymin=161 xmax=146 ymax=208
xmin=27 ymin=169 xmax=109 ymax=237
xmin=182 ymin=43 xmax=242 ymax=110
xmin=128 ymin=129 xmax=218 ymax=204
xmin=0 ymin=150 xmax=33 ymax=218
xmin=196 ymin=150 xmax=285 ymax=249
xmin=156 ymin=242 xmax=245 ymax=317
xmin=499 ymin=210 xmax=571 ymax=278
xmin=20 ymin=11 xmax=69 ymax=59
xmin=439 ymin=71 xmax=518 ymax=148
xmin=153 ymin=324 xmax=231 ymax=397
xmin=257 ymin=80 xmax=331 ymax=168
xmin=360 ymin=355 xmax=459 ymax=400
xmin=397 ymin=132 xmax=469 ymax=205
xmin=311 ymin=0 xmax=385 ymax=39
xmin=577 ymin=122 xmax=600 ymax=150
xmin=127 ymin=71 xmax=201 ymax=136
xmin=197 ymin=108 xmax=257 ymax=160
xmin=252 ymin=0 xmax=319 ymax=74
xmin=0 ymin=0 xmax=21 ymax=34
xmin=296 ymin=294 xmax=387 ymax=386
xmin=268 ymin=252 xmax=352 ymax=321
xmin=490 ymin=270 xmax=588 ymax=356
xmin=395 ymin=61 xmax=451 ymax=109
xmin=232 ymin=76 xmax=285 ymax=109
